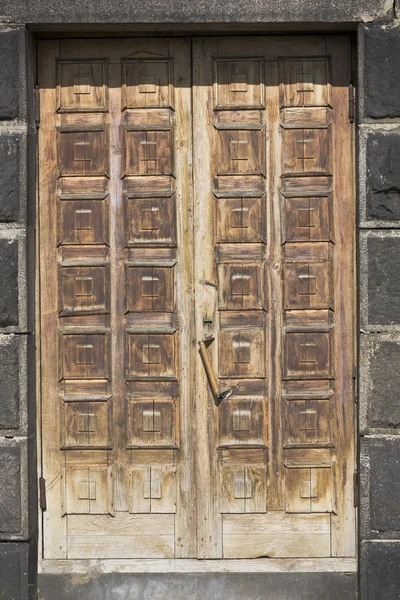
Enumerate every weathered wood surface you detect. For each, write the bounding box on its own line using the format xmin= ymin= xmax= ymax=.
xmin=39 ymin=35 xmax=355 ymax=564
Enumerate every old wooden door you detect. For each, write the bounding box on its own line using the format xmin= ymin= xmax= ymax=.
xmin=193 ymin=36 xmax=355 ymax=559
xmin=39 ymin=35 xmax=355 ymax=563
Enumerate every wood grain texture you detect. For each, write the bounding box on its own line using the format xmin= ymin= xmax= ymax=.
xmin=39 ymin=34 xmax=355 ymax=566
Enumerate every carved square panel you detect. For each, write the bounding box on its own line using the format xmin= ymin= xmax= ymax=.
xmin=60 ymin=266 xmax=109 ymax=314
xmin=284 ymin=399 xmax=331 ymax=447
xmin=284 ymin=261 xmax=332 ymax=309
xmin=59 ymin=198 xmax=109 ymax=246
xmin=127 ymin=333 xmax=177 ymax=379
xmin=284 ymin=465 xmax=334 ymax=513
xmin=284 ymin=331 xmax=333 ymax=379
xmin=61 ymin=399 xmax=111 ymax=449
xmin=218 ymin=263 xmax=264 ymax=310
xmin=220 ymin=463 xmax=266 ymax=513
xmin=214 ymin=58 xmax=264 ymax=109
xmin=124 ymin=59 xmax=172 ymax=108
xmin=282 ymin=127 xmax=331 ymax=174
xmin=216 ymin=197 xmax=264 ymax=243
xmin=123 ymin=129 xmax=173 ymax=176
xmin=58 ymin=129 xmax=107 ymax=176
xmin=61 ymin=333 xmax=109 ymax=380
xmin=219 ymin=398 xmax=265 ymax=446
xmin=127 ymin=398 xmax=177 ymax=447
xmin=129 ymin=464 xmax=176 ymax=513
xmin=63 ymin=466 xmax=113 ymax=515
xmin=127 ymin=266 xmax=174 ymax=312
xmin=216 ymin=129 xmax=265 ymax=176
xmin=126 ymin=196 xmax=176 ymax=246
xmin=282 ymin=196 xmax=332 ymax=242
xmin=58 ymin=61 xmax=107 ymax=112
xmin=219 ymin=330 xmax=265 ymax=378
xmin=280 ymin=59 xmax=330 ymax=107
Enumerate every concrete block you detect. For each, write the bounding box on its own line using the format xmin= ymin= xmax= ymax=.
xmin=364 ymin=25 xmax=400 ymax=119
xmin=0 ymin=335 xmax=25 ymax=432
xmin=361 ymin=541 xmax=400 ymax=600
xmin=366 ymin=133 xmax=400 ymax=221
xmin=0 ymin=0 xmax=393 ymax=25
xmin=0 ymin=543 xmax=30 ymax=600
xmin=0 ymin=30 xmax=19 ymax=120
xmin=360 ymin=333 xmax=400 ymax=432
xmin=0 ymin=438 xmax=28 ymax=539
xmin=360 ymin=231 xmax=400 ymax=330
xmin=37 ymin=572 xmax=357 ymax=600
xmin=360 ymin=437 xmax=400 ymax=538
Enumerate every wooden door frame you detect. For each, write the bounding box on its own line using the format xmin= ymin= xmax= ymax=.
xmin=35 ymin=31 xmax=358 ymax=576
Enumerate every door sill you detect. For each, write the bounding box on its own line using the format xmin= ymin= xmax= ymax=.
xmin=39 ymin=557 xmax=357 ymax=574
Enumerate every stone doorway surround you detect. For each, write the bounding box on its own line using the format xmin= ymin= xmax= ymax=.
xmin=0 ymin=2 xmax=399 ymax=598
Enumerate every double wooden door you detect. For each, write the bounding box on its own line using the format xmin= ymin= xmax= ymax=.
xmin=38 ymin=35 xmax=355 ymax=561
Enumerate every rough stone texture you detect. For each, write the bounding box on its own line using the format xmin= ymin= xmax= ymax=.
xmin=367 ymin=235 xmax=400 ymax=325
xmin=360 ymin=334 xmax=400 ymax=430
xmin=370 ymin=439 xmax=400 ymax=532
xmin=364 ymin=25 xmax=400 ymax=119
xmin=0 ymin=29 xmax=19 ymax=119
xmin=361 ymin=542 xmax=400 ymax=600
xmin=0 ymin=239 xmax=18 ymax=327
xmin=0 ymin=0 xmax=393 ymax=24
xmin=37 ymin=572 xmax=357 ymax=600
xmin=0 ymin=134 xmax=20 ymax=222
xmin=367 ymin=133 xmax=400 ymax=221
xmin=0 ymin=543 xmax=30 ymax=600
xmin=0 ymin=442 xmax=21 ymax=535
xmin=0 ymin=335 xmax=20 ymax=430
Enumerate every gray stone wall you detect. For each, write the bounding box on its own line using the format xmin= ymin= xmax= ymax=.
xmin=0 ymin=25 xmax=36 ymax=600
xmin=0 ymin=3 xmax=398 ymax=600
xmin=359 ymin=21 xmax=400 ymax=600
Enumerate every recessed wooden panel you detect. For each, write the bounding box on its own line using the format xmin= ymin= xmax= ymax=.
xmin=63 ymin=466 xmax=113 ymax=515
xmin=127 ymin=266 xmax=174 ymax=312
xmin=58 ymin=61 xmax=107 ymax=112
xmin=123 ymin=129 xmax=173 ymax=176
xmin=129 ymin=465 xmax=176 ymax=513
xmin=282 ymin=127 xmax=331 ymax=174
xmin=127 ymin=398 xmax=177 ymax=447
xmin=216 ymin=129 xmax=265 ymax=175
xmin=218 ymin=263 xmax=264 ymax=310
xmin=123 ymin=59 xmax=172 ymax=109
xmin=284 ymin=399 xmax=331 ymax=447
xmin=219 ymin=330 xmax=265 ymax=378
xmin=126 ymin=196 xmax=176 ymax=246
xmin=284 ymin=331 xmax=333 ymax=379
xmin=61 ymin=333 xmax=109 ymax=380
xmin=216 ymin=197 xmax=264 ymax=243
xmin=284 ymin=260 xmax=332 ymax=309
xmin=282 ymin=196 xmax=332 ymax=243
xmin=285 ymin=465 xmax=334 ymax=513
xmin=214 ymin=58 xmax=264 ymax=109
xmin=127 ymin=333 xmax=177 ymax=380
xmin=58 ymin=129 xmax=107 ymax=176
xmin=219 ymin=398 xmax=265 ymax=447
xmin=220 ymin=451 xmax=266 ymax=514
xmin=59 ymin=197 xmax=109 ymax=246
xmin=280 ymin=59 xmax=330 ymax=108
xmin=60 ymin=266 xmax=109 ymax=314
xmin=61 ymin=399 xmax=112 ymax=449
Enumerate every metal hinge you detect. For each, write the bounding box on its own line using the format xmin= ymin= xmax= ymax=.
xmin=34 ymin=86 xmax=40 ymax=128
xmin=39 ymin=477 xmax=47 ymax=511
xmin=349 ymin=84 xmax=355 ymax=124
xmin=353 ymin=471 xmax=359 ymax=507
xmin=352 ymin=364 xmax=358 ymax=403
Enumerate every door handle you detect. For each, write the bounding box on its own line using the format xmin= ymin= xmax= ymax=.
xmin=198 ymin=335 xmax=233 ymax=404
